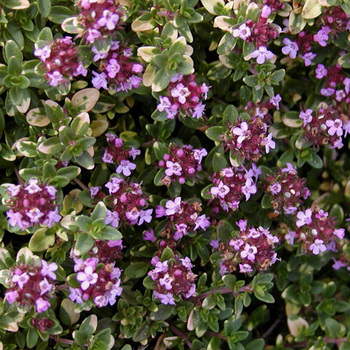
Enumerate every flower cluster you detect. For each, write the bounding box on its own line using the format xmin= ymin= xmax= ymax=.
xmin=262 ymin=163 xmax=310 ymax=216
xmin=155 ymin=197 xmax=210 ymax=241
xmin=209 ymin=165 xmax=260 ymax=212
xmin=75 ymin=0 xmax=126 ymax=44
xmin=299 ymin=105 xmax=350 ymax=149
xmin=285 ymin=206 xmax=345 ymax=255
xmin=315 ymin=64 xmax=350 ymax=103
xmin=69 ymin=257 xmax=122 ymax=308
xmin=148 ymin=257 xmax=196 ymax=305
xmin=102 ymin=133 xmax=141 ymax=176
xmin=314 ymin=7 xmax=350 ymax=47
xmin=214 ymin=220 xmax=279 ymax=275
xmin=5 ymin=179 xmax=61 ymax=230
xmin=222 ymin=116 xmax=275 ymax=163
xmin=158 ymin=144 xmax=207 ymax=185
xmin=32 ymin=317 xmax=54 ymax=332
xmin=91 ymin=41 xmax=143 ymax=93
xmin=34 ymin=37 xmax=87 ymax=87
xmin=5 ymin=256 xmax=58 ymax=313
xmin=91 ymin=176 xmax=152 ymax=227
xmin=233 ymin=5 xmax=280 ymax=64
xmin=157 ymin=74 xmax=209 ymax=120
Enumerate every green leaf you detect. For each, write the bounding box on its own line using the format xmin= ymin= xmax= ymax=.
xmin=26 ymin=328 xmax=38 ymax=348
xmin=152 ymin=68 xmax=170 ymax=92
xmin=4 ymin=40 xmax=22 ymax=63
xmin=153 ymin=141 xmax=168 ymax=160
xmin=49 ymin=6 xmax=76 ymax=24
xmin=56 ymin=166 xmax=81 ymax=180
xmin=150 ymin=304 xmax=173 ymax=321
xmin=16 ymin=140 xmax=37 ymax=157
xmin=38 ymin=27 xmax=53 ymax=42
xmin=212 ymin=152 xmax=227 ymax=172
xmin=38 ymin=137 xmax=63 ymax=155
xmin=60 ymin=299 xmax=80 ymax=326
xmin=91 ymin=202 xmax=107 ymax=221
xmin=307 ymin=153 xmax=323 ymax=169
xmin=80 ymin=315 xmax=98 ymax=335
xmin=29 ymin=228 xmax=55 ymax=252
xmin=37 ymin=0 xmax=51 ymax=17
xmin=124 ymin=262 xmax=149 ymax=279
xmin=100 ymin=226 xmax=122 ymax=240
xmin=245 ymin=339 xmax=265 ymax=350
xmin=74 ymin=151 xmax=95 ymax=170
xmin=205 ymin=126 xmax=224 ymax=142
xmin=132 ymin=322 xmax=152 ymax=342
xmin=161 ymin=247 xmax=174 ymax=261
xmin=75 ymin=233 xmax=95 ymax=255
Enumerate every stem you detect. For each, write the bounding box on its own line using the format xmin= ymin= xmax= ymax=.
xmin=207 ymin=331 xmax=227 ymax=341
xmin=50 ymin=336 xmax=75 ymax=345
xmin=74 ymin=177 xmax=89 ymax=190
xmin=170 ymin=325 xmax=192 ymax=348
xmin=262 ymin=316 xmax=282 ymax=339
xmin=13 ymin=166 xmax=23 ymax=184
xmin=141 ymin=139 xmax=156 ymax=148
xmin=55 ymin=283 xmax=68 ymax=291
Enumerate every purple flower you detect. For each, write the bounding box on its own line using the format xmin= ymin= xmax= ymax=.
xmin=282 ymin=163 xmax=297 ymax=174
xmin=282 ymin=38 xmax=299 ymax=59
xmin=41 ymin=260 xmax=58 ymax=280
xmin=171 ymin=83 xmax=190 ymax=104
xmin=326 ymin=119 xmax=343 ymax=137
xmin=296 ymin=209 xmax=313 ymax=227
xmin=194 ymin=214 xmax=210 ymax=231
xmin=105 ymin=210 xmax=120 ymax=228
xmin=270 ymin=182 xmax=281 ymax=194
xmin=92 ymin=71 xmax=108 ymax=90
xmin=229 ymin=238 xmax=244 ymax=250
xmin=315 ymin=64 xmax=327 ymax=79
xmin=12 ymin=272 xmax=29 ymax=289
xmin=334 ymin=228 xmax=345 ymax=239
xmin=39 ymin=278 xmax=53 ymax=295
xmin=211 ymin=181 xmax=230 ymax=199
xmin=300 ymin=52 xmax=316 ymax=66
xmin=236 ymin=219 xmax=247 ymax=231
xmin=144 ymin=229 xmax=157 ymax=242
xmin=309 ymin=239 xmax=327 ymax=255
xmin=232 ymin=121 xmax=250 ymax=144
xmin=116 ymin=160 xmax=136 ymax=176
xmin=69 ymin=287 xmax=83 ymax=304
xmin=165 ymin=197 xmax=182 ymax=216
xmin=269 ymin=94 xmax=282 ymax=110
xmin=138 ymin=209 xmax=153 ymax=225
xmin=97 ymin=10 xmax=120 ymax=30
xmin=242 ymin=178 xmax=257 ymax=201
xmin=240 ymin=243 xmax=257 ymax=261
xmin=251 ymin=46 xmax=274 ymax=64
xmin=314 ymin=26 xmax=332 ymax=47
xmin=165 ymin=161 xmax=182 ymax=177
xmin=34 ymin=44 xmax=51 ymax=62
xmin=105 ymin=177 xmax=123 ymax=194
xmin=47 ymin=71 xmax=65 ymax=87
xmin=192 ymin=102 xmax=205 ymax=119
xmin=320 ymin=87 xmax=335 ymax=96
xmin=299 ymin=109 xmax=313 ymax=127
xmin=232 ymin=23 xmax=251 ymax=40
xmin=239 ymin=263 xmax=253 ymax=273
xmin=153 ymin=291 xmax=175 ymax=305
xmin=106 ymin=58 xmax=120 ymax=79
xmin=174 ymin=223 xmax=188 ymax=240
xmin=77 ymin=265 xmax=98 ymax=290
xmin=263 ymin=133 xmax=275 ymax=153
xmin=129 ymin=147 xmax=141 ymax=160
xmin=261 ymin=5 xmax=271 ymax=18
xmin=35 ymin=297 xmax=51 ymax=313
xmin=5 ymin=290 xmax=19 ymax=303
xmin=125 ymin=209 xmax=140 ymax=225
xmin=332 ymin=258 xmax=347 ymax=270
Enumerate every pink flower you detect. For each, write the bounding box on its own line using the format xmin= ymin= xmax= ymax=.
xmin=263 ymin=133 xmax=275 ymax=153
xmin=165 ymin=197 xmax=182 ymax=216
xmin=315 ymin=64 xmax=328 ymax=79
xmin=116 ymin=160 xmax=136 ymax=176
xmin=35 ymin=298 xmax=51 ymax=313
xmin=240 ymin=244 xmax=258 ymax=261
xmin=232 ymin=121 xmax=250 ymax=144
xmin=326 ymin=119 xmax=343 ymax=137
xmin=77 ymin=266 xmax=98 ymax=290
xmin=299 ymin=109 xmax=313 ymax=127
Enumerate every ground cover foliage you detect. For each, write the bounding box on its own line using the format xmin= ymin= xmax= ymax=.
xmin=0 ymin=0 xmax=350 ymax=349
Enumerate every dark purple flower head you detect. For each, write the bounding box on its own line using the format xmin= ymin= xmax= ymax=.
xmin=148 ymin=256 xmax=196 ymax=305
xmin=5 ymin=179 xmax=61 ymax=231
xmin=34 ymin=37 xmax=87 ymax=87
xmin=4 ymin=250 xmax=57 ymax=313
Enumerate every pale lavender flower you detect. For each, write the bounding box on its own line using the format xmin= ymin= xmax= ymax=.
xmin=77 ymin=266 xmax=98 ymax=290
xmin=35 ymin=297 xmax=51 ymax=313
xmin=309 ymin=239 xmax=327 ymax=255
xmin=171 ymin=83 xmax=190 ymax=104
xmin=251 ymin=46 xmax=274 ymax=64
xmin=296 ymin=209 xmax=312 ymax=227
xmin=165 ymin=197 xmax=182 ymax=216
xmin=314 ymin=26 xmax=332 ymax=47
xmin=12 ymin=272 xmax=29 ymax=289
xmin=211 ymin=181 xmax=230 ymax=199
xmin=299 ymin=109 xmax=313 ymax=127
xmin=92 ymin=71 xmax=108 ymax=90
xmin=138 ymin=209 xmax=153 ymax=225
xmin=144 ymin=229 xmax=157 ymax=242
xmin=232 ymin=23 xmax=251 ymax=40
xmin=47 ymin=71 xmax=65 ymax=87
xmin=240 ymin=244 xmax=257 ymax=261
xmin=315 ymin=64 xmax=327 ymax=79
xmin=282 ymin=38 xmax=299 ymax=59
xmin=326 ymin=119 xmax=343 ymax=137
xmin=41 ymin=261 xmax=58 ymax=280
xmin=116 ymin=160 xmax=136 ymax=176
xmin=300 ymin=52 xmax=316 ymax=66
xmin=264 ymin=133 xmax=275 ymax=153
xmin=165 ymin=161 xmax=182 ymax=177
xmin=232 ymin=121 xmax=250 ymax=144
xmin=270 ymin=183 xmax=281 ymax=194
